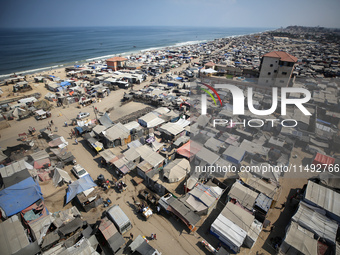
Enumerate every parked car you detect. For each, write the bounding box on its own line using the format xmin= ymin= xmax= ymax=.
xmin=71 ymin=164 xmax=89 ymax=178
xmin=77 ymin=112 xmax=90 ymax=119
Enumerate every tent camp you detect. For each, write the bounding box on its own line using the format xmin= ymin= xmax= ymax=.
xmin=65 ymin=174 xmax=97 ymax=204
xmin=163 ymin=158 xmax=190 ymax=183
xmin=0 ymin=177 xmax=44 ymax=218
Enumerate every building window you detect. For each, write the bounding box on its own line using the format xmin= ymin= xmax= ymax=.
xmin=268 ymin=72 xmax=271 ymax=75
xmin=282 ymin=72 xmax=287 ymax=75
xmin=274 ymin=70 xmax=277 ymax=73
xmin=280 ymin=80 xmax=284 ymax=83
xmin=270 ymin=64 xmax=273 ymax=67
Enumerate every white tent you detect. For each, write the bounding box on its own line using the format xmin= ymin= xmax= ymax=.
xmin=292 ymin=201 xmax=338 ymax=244
xmin=53 ymin=168 xmax=72 ymax=186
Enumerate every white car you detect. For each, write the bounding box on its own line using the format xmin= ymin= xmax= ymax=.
xmin=77 ymin=112 xmax=90 ymax=120
xmin=71 ymin=164 xmax=89 ymax=179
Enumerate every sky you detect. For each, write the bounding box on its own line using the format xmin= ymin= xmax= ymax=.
xmin=0 ymin=0 xmax=339 ymax=28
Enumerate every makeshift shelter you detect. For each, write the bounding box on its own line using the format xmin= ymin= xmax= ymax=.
xmin=102 ymin=123 xmax=131 ymax=147
xmin=304 ymin=180 xmax=340 ymax=223
xmin=185 ymin=182 xmax=223 ymax=215
xmin=65 ymin=174 xmax=97 ymax=204
xmin=238 ymin=172 xmax=279 ymax=199
xmin=163 ymin=158 xmax=190 ymax=183
xmin=98 ymin=113 xmax=113 ymax=128
xmin=48 ymin=136 xmax=68 ymax=148
xmin=280 ymin=221 xmax=318 ymax=255
xmin=176 ymin=141 xmax=202 ymax=159
xmin=312 ymin=153 xmax=335 ymax=166
xmin=0 ymin=177 xmax=44 ymax=218
xmin=99 ymin=149 xmax=118 ymax=164
xmin=129 ymin=235 xmax=161 ymax=255
xmin=210 ymin=202 xmax=255 ymax=253
xmin=222 ymin=145 xmax=245 ymax=164
xmin=138 ymin=112 xmax=165 ymax=128
xmin=53 ymin=168 xmax=72 ymax=186
xmin=292 ymin=201 xmax=338 ymax=245
xmin=21 ymin=199 xmax=49 ymax=223
xmin=195 ymin=147 xmax=220 ymax=166
xmin=98 ymin=217 xmax=125 ymax=254
xmin=228 ymin=181 xmax=259 ymax=211
xmin=0 ymin=160 xmax=32 ymax=188
xmin=0 ymin=215 xmax=40 ymax=255
xmin=167 ymin=195 xmax=201 ymax=232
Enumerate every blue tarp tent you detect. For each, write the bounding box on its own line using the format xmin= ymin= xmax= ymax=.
xmin=66 ymin=174 xmax=96 ymax=204
xmin=0 ymin=177 xmax=43 ymax=217
xmin=60 ymin=81 xmax=70 ymax=87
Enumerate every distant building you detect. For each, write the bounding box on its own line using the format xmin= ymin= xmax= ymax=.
xmin=106 ymin=57 xmax=127 ymax=71
xmin=258 ymin=51 xmax=297 ymax=87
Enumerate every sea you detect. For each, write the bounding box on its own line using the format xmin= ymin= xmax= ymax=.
xmin=0 ymin=26 xmax=273 ymax=79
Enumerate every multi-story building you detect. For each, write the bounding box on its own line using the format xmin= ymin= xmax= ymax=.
xmin=258 ymin=51 xmax=298 ymax=87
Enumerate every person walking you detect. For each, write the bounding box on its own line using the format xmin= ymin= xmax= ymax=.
xmin=75 ymin=139 xmax=78 ymax=145
xmin=130 ymin=233 xmax=134 ymax=240
xmin=151 ymin=233 xmax=154 ymax=240
xmin=153 ymin=233 xmax=157 ymax=240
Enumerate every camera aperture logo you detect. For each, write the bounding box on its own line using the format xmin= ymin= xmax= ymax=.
xmin=199 ymin=83 xmax=311 ymax=128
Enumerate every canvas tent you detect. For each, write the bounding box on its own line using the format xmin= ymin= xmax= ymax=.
xmin=53 ymin=168 xmax=72 ymax=186
xmin=0 ymin=177 xmax=43 ymax=218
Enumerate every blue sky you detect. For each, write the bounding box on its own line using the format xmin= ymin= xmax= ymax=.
xmin=1 ymin=0 xmax=339 ymax=28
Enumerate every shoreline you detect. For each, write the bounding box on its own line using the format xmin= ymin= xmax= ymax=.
xmin=0 ymin=28 xmax=274 ymax=80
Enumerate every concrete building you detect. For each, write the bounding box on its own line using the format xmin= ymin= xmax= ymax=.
xmin=258 ymin=51 xmax=297 ymax=87
xmin=106 ymin=57 xmax=127 ymax=71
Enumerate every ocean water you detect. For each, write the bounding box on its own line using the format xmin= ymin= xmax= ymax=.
xmin=0 ymin=26 xmax=272 ymax=78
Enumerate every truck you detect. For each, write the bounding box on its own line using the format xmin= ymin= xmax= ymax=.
xmin=106 ymin=205 xmax=132 ymax=234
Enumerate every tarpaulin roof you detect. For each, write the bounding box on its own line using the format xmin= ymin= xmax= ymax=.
xmin=0 ymin=177 xmax=43 ymax=217
xmin=66 ymin=174 xmax=96 ymax=204
xmin=33 ymin=158 xmax=51 ymax=169
xmin=176 ymin=141 xmax=202 ymax=159
xmin=312 ymin=153 xmax=335 ymax=166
